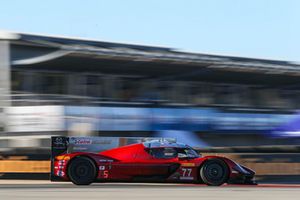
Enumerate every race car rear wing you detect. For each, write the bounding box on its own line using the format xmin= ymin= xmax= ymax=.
xmin=50 ymin=136 xmax=176 ymax=181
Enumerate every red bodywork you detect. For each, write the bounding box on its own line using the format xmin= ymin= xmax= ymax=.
xmin=53 ymin=142 xmax=255 ymax=184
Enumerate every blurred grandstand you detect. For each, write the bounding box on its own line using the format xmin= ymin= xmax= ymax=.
xmin=0 ymin=32 xmax=300 ymax=149
xmin=0 ymin=31 xmax=300 ymax=181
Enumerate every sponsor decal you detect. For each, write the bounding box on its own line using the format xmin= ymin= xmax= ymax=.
xmin=54 ymin=137 xmax=64 ymax=145
xmin=52 ymin=137 xmax=68 ymax=150
xmin=99 ymin=166 xmax=105 ymax=170
xmin=72 ymin=138 xmax=92 ymax=145
xmin=99 ymin=159 xmax=114 ymax=162
xmin=56 ymin=170 xmax=65 ymax=177
xmin=181 ymin=163 xmax=195 ymax=167
xmin=92 ymin=140 xmax=114 ymax=145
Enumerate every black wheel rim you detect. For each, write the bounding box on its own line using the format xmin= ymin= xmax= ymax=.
xmin=75 ymin=162 xmax=90 ymax=177
xmin=68 ymin=157 xmax=96 ymax=185
xmin=204 ymin=163 xmax=224 ymax=182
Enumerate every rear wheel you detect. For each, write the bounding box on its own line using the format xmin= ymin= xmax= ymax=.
xmin=200 ymin=159 xmax=229 ymax=186
xmin=68 ymin=157 xmax=97 ymax=185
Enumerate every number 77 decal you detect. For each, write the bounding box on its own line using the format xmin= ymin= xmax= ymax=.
xmin=181 ymin=168 xmax=193 ymax=180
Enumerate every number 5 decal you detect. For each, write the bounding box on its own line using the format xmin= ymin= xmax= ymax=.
xmin=103 ymin=170 xmax=109 ymax=178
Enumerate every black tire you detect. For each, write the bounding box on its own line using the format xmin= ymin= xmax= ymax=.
xmin=68 ymin=156 xmax=97 ymax=185
xmin=200 ymin=159 xmax=229 ymax=186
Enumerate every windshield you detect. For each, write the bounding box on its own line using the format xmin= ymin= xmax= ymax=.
xmin=149 ymin=147 xmax=200 ymax=159
xmin=177 ymin=147 xmax=200 ymax=158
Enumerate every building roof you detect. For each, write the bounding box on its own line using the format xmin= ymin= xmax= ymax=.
xmin=2 ymin=31 xmax=300 ymax=85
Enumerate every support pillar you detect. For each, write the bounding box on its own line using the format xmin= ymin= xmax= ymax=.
xmin=0 ymin=41 xmax=11 ymax=107
xmin=0 ymin=41 xmax=11 ymax=132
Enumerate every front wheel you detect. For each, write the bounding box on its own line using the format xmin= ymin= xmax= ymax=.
xmin=200 ymin=159 xmax=229 ymax=186
xmin=68 ymin=156 xmax=97 ymax=185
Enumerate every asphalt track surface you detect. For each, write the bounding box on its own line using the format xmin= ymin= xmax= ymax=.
xmin=0 ymin=180 xmax=300 ymax=200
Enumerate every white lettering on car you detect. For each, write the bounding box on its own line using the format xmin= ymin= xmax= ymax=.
xmin=180 ymin=168 xmax=193 ymax=180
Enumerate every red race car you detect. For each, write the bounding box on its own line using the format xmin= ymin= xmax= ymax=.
xmin=51 ymin=137 xmax=256 ymax=186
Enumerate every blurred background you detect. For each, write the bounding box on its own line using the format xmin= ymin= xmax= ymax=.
xmin=0 ymin=0 xmax=300 ymax=183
